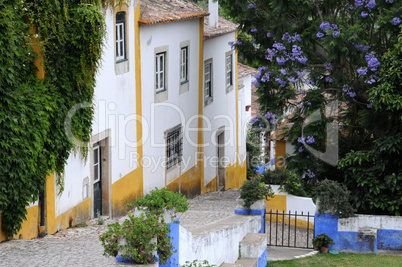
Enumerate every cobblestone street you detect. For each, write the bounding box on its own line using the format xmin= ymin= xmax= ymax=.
xmin=0 ymin=190 xmax=241 ymax=266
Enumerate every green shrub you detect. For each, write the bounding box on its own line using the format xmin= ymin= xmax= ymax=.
xmin=240 ymin=175 xmax=274 ymax=209
xmin=99 ymin=212 xmax=173 ymax=264
xmin=312 ymin=233 xmax=335 ymax=249
xmin=133 ymin=188 xmax=189 ymax=218
xmin=315 ymin=179 xmax=355 ymax=218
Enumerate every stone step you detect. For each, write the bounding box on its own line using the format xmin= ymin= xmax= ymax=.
xmin=240 ymin=233 xmax=267 ymax=258
xmin=236 ymin=257 xmax=258 ymax=267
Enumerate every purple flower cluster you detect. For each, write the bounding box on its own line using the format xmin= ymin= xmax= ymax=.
xmin=355 ymin=44 xmax=370 ymax=51
xmin=333 ymin=30 xmax=340 ymax=37
xmin=386 ymin=0 xmax=393 ymax=3
xmin=343 ymin=84 xmax=357 ymax=98
xmin=281 ymin=68 xmax=288 ymax=75
xmin=324 ymin=62 xmax=332 ymax=70
xmin=250 ymin=27 xmax=257 ymax=33
xmin=361 ymin=11 xmax=368 ymax=18
xmin=316 ymin=32 xmax=325 ymax=38
xmin=267 ymin=32 xmax=273 ymax=37
xmin=248 ymin=3 xmax=256 ymax=8
xmin=306 ymin=136 xmax=315 ymax=144
xmin=306 ymin=169 xmax=315 ymax=178
xmin=325 ymin=76 xmax=333 ymax=83
xmin=367 ymin=102 xmax=374 ymax=108
xmin=228 ymin=41 xmax=235 ymax=50
xmin=288 ymin=76 xmax=299 ymax=83
xmin=298 ymin=136 xmax=306 ymax=144
xmin=365 ymin=75 xmax=378 ymax=84
xmin=297 ymin=70 xmax=306 ymax=79
xmin=282 ymin=32 xmax=301 ymax=43
xmin=355 ymin=0 xmax=364 ymax=8
xmin=366 ymin=0 xmax=375 ymax=9
xmin=275 ymin=77 xmax=287 ymax=87
xmin=273 ymin=42 xmax=286 ymax=51
xmin=298 ymin=147 xmax=304 ymax=153
xmin=365 ymin=53 xmax=380 ymax=71
xmin=357 ymin=67 xmax=368 ymax=75
xmin=251 ymin=117 xmax=259 ymax=124
xmin=276 ymin=57 xmax=287 ymax=65
xmin=393 ymin=17 xmax=401 ymax=26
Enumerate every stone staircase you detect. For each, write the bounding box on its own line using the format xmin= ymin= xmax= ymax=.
xmin=222 ymin=233 xmax=267 ymax=267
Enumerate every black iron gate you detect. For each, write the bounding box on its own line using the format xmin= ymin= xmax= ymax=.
xmin=266 ymin=210 xmax=315 ymax=249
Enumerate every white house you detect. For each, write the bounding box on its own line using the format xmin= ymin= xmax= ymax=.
xmin=0 ymin=0 xmax=252 ymax=241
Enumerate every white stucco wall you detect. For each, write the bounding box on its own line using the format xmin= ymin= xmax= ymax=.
xmin=203 ymin=32 xmax=237 ymax=186
xmin=338 ymin=215 xmax=402 ymax=232
xmin=140 ymin=19 xmax=201 ymax=194
xmin=56 ymin=4 xmax=138 ymax=216
xmin=179 ymin=215 xmax=261 ymax=265
xmin=270 ymin=185 xmax=316 ymax=217
xmin=238 ymin=75 xmax=252 ymax=164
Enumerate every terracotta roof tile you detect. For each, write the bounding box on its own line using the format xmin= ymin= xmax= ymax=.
xmin=204 ymin=16 xmax=238 ymax=39
xmin=238 ymin=63 xmax=258 ymax=78
xmin=140 ymin=0 xmax=209 ymax=25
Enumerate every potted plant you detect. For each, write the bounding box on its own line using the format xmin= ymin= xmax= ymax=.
xmin=238 ymin=175 xmax=274 ymax=210
xmin=99 ymin=212 xmax=174 ymax=265
xmin=312 ymin=233 xmax=335 ymax=253
xmin=133 ymin=188 xmax=189 ymax=223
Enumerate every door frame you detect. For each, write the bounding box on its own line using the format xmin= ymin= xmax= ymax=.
xmin=90 ymin=129 xmax=112 ymax=218
xmin=216 ymin=126 xmax=226 ymax=191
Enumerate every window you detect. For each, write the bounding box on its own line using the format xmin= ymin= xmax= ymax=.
xmin=166 ymin=125 xmax=183 ymax=169
xmin=226 ymin=53 xmax=233 ymax=88
xmin=204 ymin=59 xmax=213 ymax=104
xmin=116 ymin=12 xmax=126 ymax=62
xmin=156 ymin=52 xmax=166 ymax=93
xmin=93 ymin=142 xmax=101 ymax=183
xmin=180 ymin=47 xmax=188 ymax=83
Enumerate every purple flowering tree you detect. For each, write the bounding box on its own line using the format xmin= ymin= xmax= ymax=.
xmin=219 ymin=0 xmax=402 ymax=215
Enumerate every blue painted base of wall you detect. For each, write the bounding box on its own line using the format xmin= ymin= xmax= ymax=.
xmin=378 ymin=229 xmax=402 ymax=251
xmin=235 ymin=206 xmax=266 ymax=234
xmin=338 ymin=232 xmax=377 ymax=253
xmin=257 ymin=247 xmax=267 ymax=267
xmin=315 ymin=213 xmax=402 ymax=252
xmin=116 ymin=255 xmax=134 ymax=263
xmin=160 ymin=219 xmax=180 ymax=267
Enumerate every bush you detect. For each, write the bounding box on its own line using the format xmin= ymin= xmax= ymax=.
xmin=99 ymin=212 xmax=173 ymax=264
xmin=315 ymin=179 xmax=355 ymax=218
xmin=262 ymin=169 xmax=307 ymax=197
xmin=312 ymin=233 xmax=335 ymax=249
xmin=133 ymin=188 xmax=189 ymax=217
xmin=240 ymin=175 xmax=274 ymax=209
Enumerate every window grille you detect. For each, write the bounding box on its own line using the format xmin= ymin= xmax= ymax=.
xmin=166 ymin=125 xmax=183 ymax=169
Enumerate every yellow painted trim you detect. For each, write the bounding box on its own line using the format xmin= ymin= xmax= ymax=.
xmin=0 ymin=205 xmax=39 ymax=241
xmin=55 ymin=198 xmax=92 ymax=230
xmin=198 ymin=17 xmax=207 ymax=194
xmin=46 ymin=174 xmax=57 ymax=235
xmin=166 ymin=165 xmax=202 ymax=197
xmin=29 ymin=25 xmax=44 ymax=80
xmin=112 ymin=168 xmax=143 ymax=217
xmin=265 ymin=195 xmax=286 ymax=214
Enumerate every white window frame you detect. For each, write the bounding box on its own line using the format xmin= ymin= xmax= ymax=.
xmin=93 ymin=143 xmax=101 ymax=184
xmin=116 ymin=12 xmax=126 ymax=62
xmin=156 ymin=52 xmax=166 ymax=93
xmin=225 ymin=51 xmax=234 ymax=93
xmin=204 ymin=58 xmax=213 ymax=105
xmin=180 ymin=46 xmax=188 ymax=84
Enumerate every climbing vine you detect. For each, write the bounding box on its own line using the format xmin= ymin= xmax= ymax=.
xmin=0 ymin=0 xmax=120 ymax=238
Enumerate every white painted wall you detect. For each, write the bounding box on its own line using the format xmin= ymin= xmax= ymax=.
xmin=238 ymin=75 xmax=252 ymax=164
xmin=338 ymin=215 xmax=402 ymax=232
xmin=140 ymin=19 xmax=201 ymax=194
xmin=203 ymin=32 xmax=237 ymax=186
xmin=56 ymin=3 xmax=138 ymax=216
xmin=269 ymin=185 xmax=316 ymax=219
xmin=179 ymin=215 xmax=262 ymax=265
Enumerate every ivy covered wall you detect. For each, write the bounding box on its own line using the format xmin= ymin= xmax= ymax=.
xmin=0 ymin=0 xmax=110 ymax=238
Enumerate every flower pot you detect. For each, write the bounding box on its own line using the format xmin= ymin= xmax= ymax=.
xmin=235 ymin=197 xmax=265 ymax=210
xmin=134 ymin=208 xmax=175 ymax=224
xmin=117 ymin=237 xmax=158 ymax=264
xmin=320 ymin=246 xmax=329 ymax=253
